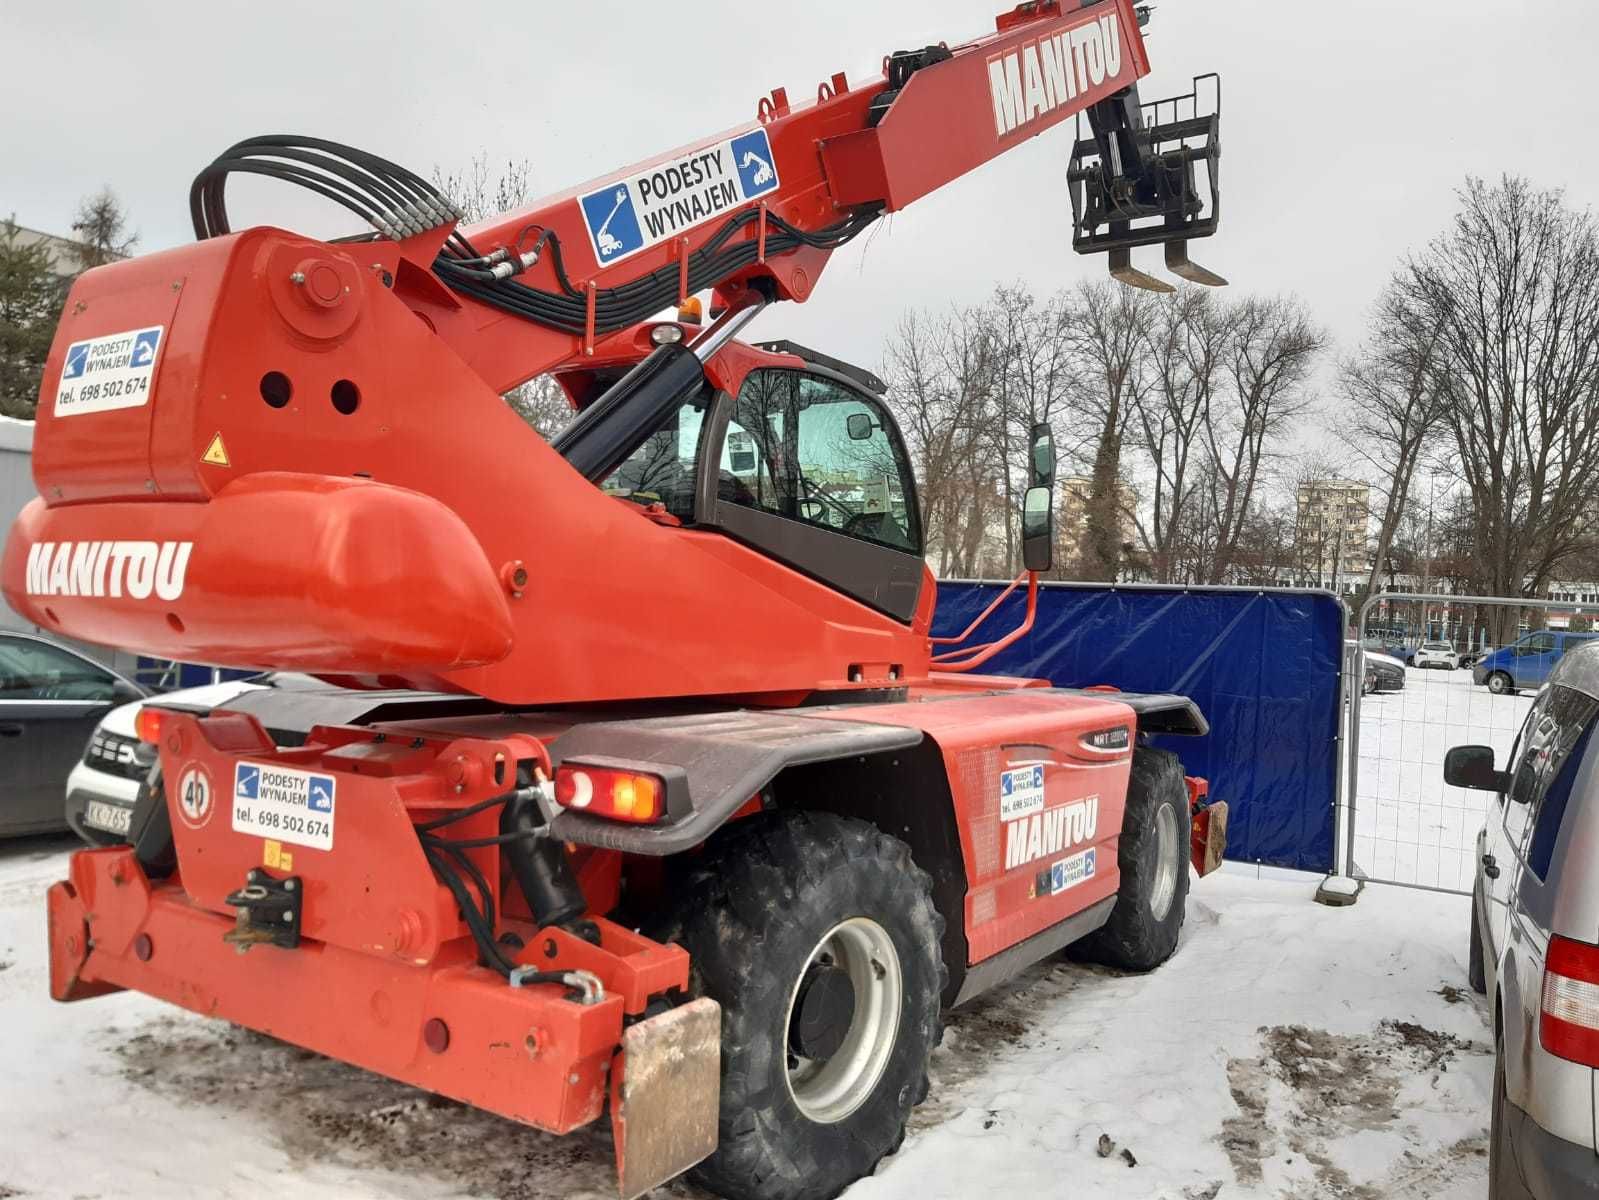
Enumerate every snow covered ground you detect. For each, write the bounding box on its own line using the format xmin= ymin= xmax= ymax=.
xmin=0 ymin=837 xmax=1490 ymax=1200
xmin=1352 ymin=663 xmax=1531 ymax=892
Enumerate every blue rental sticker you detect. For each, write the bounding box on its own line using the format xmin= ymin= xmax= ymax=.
xmin=62 ymin=342 xmax=90 ymax=380
xmin=730 ymin=129 xmax=778 ymax=198
xmin=235 ymin=762 xmax=260 ymax=799
xmin=308 ymin=774 xmax=335 ymax=813
xmin=130 ymin=328 xmax=161 ymax=369
xmin=580 ymin=185 xmax=644 ymax=265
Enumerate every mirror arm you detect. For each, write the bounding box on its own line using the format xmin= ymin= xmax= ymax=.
xmin=933 ymin=570 xmax=1039 ymax=672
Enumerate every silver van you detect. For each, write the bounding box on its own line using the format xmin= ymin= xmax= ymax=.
xmin=1452 ymin=642 xmax=1599 ymax=1198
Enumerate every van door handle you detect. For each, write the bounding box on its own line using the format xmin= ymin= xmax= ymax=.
xmin=1482 ymin=853 xmax=1500 ymax=880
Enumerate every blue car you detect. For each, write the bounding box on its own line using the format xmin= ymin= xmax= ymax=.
xmin=1473 ymin=630 xmax=1599 ymax=694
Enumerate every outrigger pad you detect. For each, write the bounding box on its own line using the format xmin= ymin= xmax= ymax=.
xmin=1165 ymin=240 xmax=1228 ymax=288
xmin=1108 ymin=247 xmax=1175 ymax=294
xmin=613 ymin=997 xmax=721 ymax=1200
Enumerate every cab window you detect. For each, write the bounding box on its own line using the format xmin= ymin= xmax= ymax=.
xmin=725 ymin=369 xmax=921 ymax=554
xmin=597 ymin=391 xmax=714 ymax=520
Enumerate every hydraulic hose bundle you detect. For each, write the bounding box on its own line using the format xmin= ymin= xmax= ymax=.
xmin=189 ymin=135 xmax=881 ymax=338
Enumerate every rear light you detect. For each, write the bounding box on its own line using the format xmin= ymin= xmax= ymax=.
xmin=553 ymin=764 xmax=664 ymax=824
xmin=1541 ymin=935 xmax=1599 ymax=1067
xmin=134 ymin=707 xmax=165 ymax=745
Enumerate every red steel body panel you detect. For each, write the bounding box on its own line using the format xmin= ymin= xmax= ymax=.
xmin=820 ymin=686 xmax=1134 ymax=962
xmin=1 ymin=2 xmax=1149 ymax=707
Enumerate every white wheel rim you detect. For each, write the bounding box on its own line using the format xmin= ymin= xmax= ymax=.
xmin=1149 ymin=803 xmax=1180 ymax=920
xmin=783 ymin=917 xmax=902 ymax=1124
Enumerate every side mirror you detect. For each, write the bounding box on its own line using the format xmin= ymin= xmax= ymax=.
xmin=114 ymin=680 xmax=145 ymax=703
xmin=1029 ymin=422 xmax=1055 ymax=488
xmin=845 ymin=412 xmax=874 ymax=441
xmin=1444 ymin=744 xmax=1510 ymax=793
xmin=1021 ymin=485 xmax=1053 ymax=573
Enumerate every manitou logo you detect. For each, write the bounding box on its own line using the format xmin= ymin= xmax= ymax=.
xmin=24 ymin=540 xmax=193 ymax=600
xmin=1004 ymin=796 xmax=1099 ymax=870
xmin=987 ymin=13 xmax=1123 ymax=138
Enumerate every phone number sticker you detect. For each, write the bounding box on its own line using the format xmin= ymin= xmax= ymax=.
xmin=232 ymin=761 xmax=335 ymax=851
xmin=55 ymin=325 xmax=164 ymax=417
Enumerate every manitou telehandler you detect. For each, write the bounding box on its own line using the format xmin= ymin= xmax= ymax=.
xmin=5 ymin=3 xmax=1229 ymax=1196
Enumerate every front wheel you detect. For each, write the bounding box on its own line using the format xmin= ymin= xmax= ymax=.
xmin=1468 ymin=888 xmax=1488 ymax=995
xmin=1072 ymin=746 xmax=1191 ymax=972
xmin=1487 ymin=672 xmax=1515 ymax=696
xmin=658 ymin=811 xmax=946 ymax=1200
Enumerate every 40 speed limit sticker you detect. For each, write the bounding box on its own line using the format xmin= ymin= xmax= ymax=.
xmin=174 ymin=763 xmax=215 ymax=830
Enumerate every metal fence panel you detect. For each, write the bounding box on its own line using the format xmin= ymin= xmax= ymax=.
xmin=934 ymin=581 xmax=1345 ymax=872
xmin=1350 ymin=593 xmax=1566 ymax=893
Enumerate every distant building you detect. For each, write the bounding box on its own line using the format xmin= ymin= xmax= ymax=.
xmin=1058 ymin=474 xmax=1138 ymax=565
xmin=1295 ymin=479 xmax=1370 ymax=587
xmin=6 ymin=222 xmax=104 ymax=279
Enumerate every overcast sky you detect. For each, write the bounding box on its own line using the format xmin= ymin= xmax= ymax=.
xmin=6 ymin=0 xmax=1598 ymax=408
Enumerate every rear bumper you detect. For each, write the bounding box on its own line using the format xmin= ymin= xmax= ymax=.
xmin=48 ymin=845 xmax=686 ymax=1136
xmin=1504 ymin=1089 xmax=1599 ymax=1197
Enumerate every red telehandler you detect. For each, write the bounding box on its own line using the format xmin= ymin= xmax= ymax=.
xmin=5 ymin=3 xmax=1228 ymax=1196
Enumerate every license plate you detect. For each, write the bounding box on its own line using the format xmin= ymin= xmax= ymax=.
xmin=84 ymin=799 xmax=133 ymax=835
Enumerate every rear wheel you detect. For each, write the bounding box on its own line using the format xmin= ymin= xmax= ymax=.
xmin=656 ymin=811 xmax=945 ymax=1200
xmin=1488 ymin=672 xmax=1514 ymax=695
xmin=1072 ymin=746 xmax=1191 ymax=972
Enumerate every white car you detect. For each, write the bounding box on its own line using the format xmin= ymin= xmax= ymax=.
xmin=66 ymin=672 xmax=483 ymax=845
xmin=66 ymin=676 xmax=266 ymax=844
xmin=1413 ymin=641 xmax=1459 ymax=670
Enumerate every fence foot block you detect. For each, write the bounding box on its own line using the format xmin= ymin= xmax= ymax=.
xmin=1314 ymin=874 xmax=1364 ymax=907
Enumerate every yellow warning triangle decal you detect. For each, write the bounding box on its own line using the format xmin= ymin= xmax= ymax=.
xmin=201 ymin=432 xmax=229 ymax=467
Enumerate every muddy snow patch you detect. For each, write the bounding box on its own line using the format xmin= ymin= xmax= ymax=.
xmin=1220 ymin=1021 xmax=1489 ymax=1198
xmin=107 ymin=1016 xmax=705 ymax=1200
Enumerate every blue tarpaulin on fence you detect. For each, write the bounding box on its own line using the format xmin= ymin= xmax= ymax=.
xmin=932 ymin=582 xmax=1344 ymax=873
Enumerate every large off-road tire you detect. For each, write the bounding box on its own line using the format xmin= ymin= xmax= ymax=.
xmin=1468 ymin=886 xmax=1488 ymax=995
xmin=1488 ymin=671 xmax=1515 ymax=696
xmin=1072 ymin=746 xmax=1191 ymax=972
xmin=655 ymin=811 xmax=946 ymax=1200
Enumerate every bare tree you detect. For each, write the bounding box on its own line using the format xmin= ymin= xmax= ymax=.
xmin=1129 ymin=287 xmax=1223 ymax=582
xmin=1060 ymin=280 xmax=1155 ymax=580
xmin=432 ymin=154 xmax=533 ymax=224
xmin=881 ymin=307 xmax=1002 ymax=576
xmin=1401 ymin=175 xmax=1599 ymax=640
xmin=1337 ymin=284 xmax=1449 ymax=597
xmin=69 ymin=188 xmax=137 ymax=270
xmin=1197 ymin=294 xmax=1325 ymax=583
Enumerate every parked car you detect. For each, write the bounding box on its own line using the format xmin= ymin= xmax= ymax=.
xmin=1459 ymin=649 xmax=1486 ymax=671
xmin=65 ymin=675 xmax=265 ymax=844
xmin=66 ymin=671 xmax=492 ymax=845
xmin=1473 ymin=631 xmax=1599 ymax=695
xmin=1361 ymin=649 xmax=1407 ymax=694
xmin=1414 ymin=641 xmax=1459 ymax=670
xmin=1452 ymin=643 xmax=1599 ymax=1198
xmin=0 ymin=631 xmax=145 ymax=838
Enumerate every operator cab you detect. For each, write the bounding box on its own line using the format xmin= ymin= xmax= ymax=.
xmin=599 ymin=348 xmax=925 ymax=621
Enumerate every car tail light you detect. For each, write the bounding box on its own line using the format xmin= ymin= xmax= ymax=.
xmin=1541 ymin=935 xmax=1599 ymax=1067
xmin=134 ymin=707 xmax=165 ymax=745
xmin=554 ymin=764 xmax=664 ymax=823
